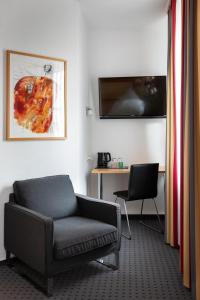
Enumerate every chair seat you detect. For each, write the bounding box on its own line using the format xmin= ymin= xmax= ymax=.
xmin=113 ymin=190 xmax=129 ymax=200
xmin=53 ymin=216 xmax=118 ymax=260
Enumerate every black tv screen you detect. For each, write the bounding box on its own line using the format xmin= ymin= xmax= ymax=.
xmin=99 ymin=76 xmax=166 ymax=119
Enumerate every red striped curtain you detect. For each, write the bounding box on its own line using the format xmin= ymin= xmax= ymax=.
xmin=167 ymin=0 xmax=199 ymax=296
xmin=194 ymin=1 xmax=200 ymax=297
xmin=180 ymin=0 xmax=191 ymax=289
xmin=182 ymin=0 xmax=200 ymax=297
xmin=166 ymin=0 xmax=178 ymax=248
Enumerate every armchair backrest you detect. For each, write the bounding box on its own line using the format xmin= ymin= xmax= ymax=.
xmin=13 ymin=175 xmax=78 ymax=219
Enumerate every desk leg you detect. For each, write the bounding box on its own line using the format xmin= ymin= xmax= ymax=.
xmin=98 ymin=173 xmax=103 ymax=199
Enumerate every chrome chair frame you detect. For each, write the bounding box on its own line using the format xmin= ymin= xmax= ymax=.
xmin=115 ymin=196 xmax=164 ymax=240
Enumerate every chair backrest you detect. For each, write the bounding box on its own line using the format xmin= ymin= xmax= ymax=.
xmin=128 ymin=163 xmax=159 ymax=200
xmin=13 ymin=175 xmax=78 ymax=219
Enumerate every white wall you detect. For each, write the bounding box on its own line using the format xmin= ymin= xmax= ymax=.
xmin=0 ymin=0 xmax=89 ymax=260
xmin=88 ymin=17 xmax=168 ymax=214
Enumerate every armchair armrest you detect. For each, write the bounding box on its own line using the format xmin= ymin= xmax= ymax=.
xmin=4 ymin=201 xmax=53 ymax=275
xmin=76 ymin=193 xmax=121 ymax=233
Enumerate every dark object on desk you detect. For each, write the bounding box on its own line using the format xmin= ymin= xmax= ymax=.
xmin=97 ymin=152 xmax=111 ymax=168
xmin=113 ymin=163 xmax=163 ymax=240
xmin=4 ymin=175 xmax=121 ymax=296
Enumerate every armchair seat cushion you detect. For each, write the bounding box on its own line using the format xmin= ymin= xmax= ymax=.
xmin=53 ymin=216 xmax=118 ymax=260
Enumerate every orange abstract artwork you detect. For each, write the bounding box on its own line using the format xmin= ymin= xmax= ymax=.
xmin=14 ymin=76 xmax=53 ymax=133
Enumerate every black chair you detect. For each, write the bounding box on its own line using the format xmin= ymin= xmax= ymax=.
xmin=4 ymin=175 xmax=121 ymax=296
xmin=113 ymin=163 xmax=163 ymax=240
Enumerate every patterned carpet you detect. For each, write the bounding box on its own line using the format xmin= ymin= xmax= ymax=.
xmin=0 ymin=219 xmax=192 ymax=300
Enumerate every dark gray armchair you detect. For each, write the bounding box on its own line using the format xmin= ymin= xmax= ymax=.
xmin=4 ymin=175 xmax=121 ymax=296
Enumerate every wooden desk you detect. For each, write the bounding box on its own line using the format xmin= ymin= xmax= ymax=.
xmin=91 ymin=166 xmax=165 ymax=199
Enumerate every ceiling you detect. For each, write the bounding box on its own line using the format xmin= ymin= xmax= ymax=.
xmin=79 ymin=0 xmax=169 ymax=29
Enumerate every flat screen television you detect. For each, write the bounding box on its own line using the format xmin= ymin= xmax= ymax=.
xmin=99 ymin=76 xmax=166 ymax=119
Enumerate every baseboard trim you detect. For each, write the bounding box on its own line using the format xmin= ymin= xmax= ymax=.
xmin=0 ymin=259 xmax=6 ymax=266
xmin=0 ymin=257 xmax=16 ymax=265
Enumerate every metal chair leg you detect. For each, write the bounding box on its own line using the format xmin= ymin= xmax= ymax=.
xmin=122 ymin=200 xmax=132 ymax=240
xmin=139 ymin=198 xmax=164 ymax=234
xmin=114 ymin=250 xmax=119 ymax=269
xmin=6 ymin=250 xmax=13 ymax=268
xmin=46 ymin=278 xmax=53 ymax=297
xmin=140 ymin=199 xmax=144 ymax=217
xmin=115 ymin=197 xmax=131 ymax=240
xmin=153 ymin=198 xmax=164 ymax=233
xmin=96 ymin=250 xmax=119 ymax=270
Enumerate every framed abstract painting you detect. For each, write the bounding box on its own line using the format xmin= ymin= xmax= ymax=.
xmin=6 ymin=50 xmax=67 ymax=140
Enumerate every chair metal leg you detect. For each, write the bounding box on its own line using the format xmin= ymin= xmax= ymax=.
xmin=139 ymin=198 xmax=164 ymax=234
xmin=46 ymin=278 xmax=53 ymax=297
xmin=115 ymin=197 xmax=131 ymax=240
xmin=153 ymin=198 xmax=164 ymax=233
xmin=6 ymin=250 xmax=13 ymax=268
xmin=140 ymin=199 xmax=144 ymax=216
xmin=122 ymin=200 xmax=132 ymax=240
xmin=114 ymin=250 xmax=119 ymax=269
xmin=96 ymin=250 xmax=119 ymax=270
